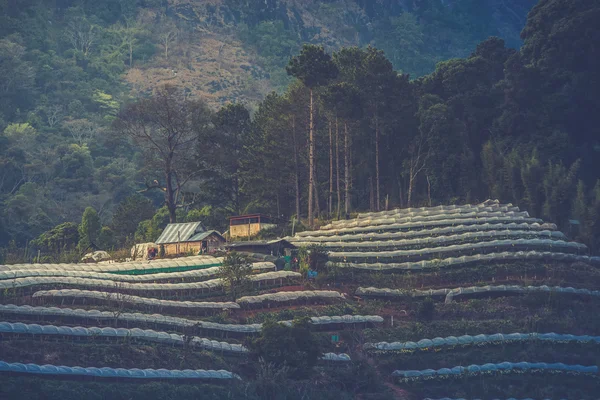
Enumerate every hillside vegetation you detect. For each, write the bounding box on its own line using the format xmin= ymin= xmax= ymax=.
xmin=2 ymin=0 xmax=600 ymax=264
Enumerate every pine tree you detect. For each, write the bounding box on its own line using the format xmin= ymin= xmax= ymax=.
xmin=287 ymin=44 xmax=338 ymax=227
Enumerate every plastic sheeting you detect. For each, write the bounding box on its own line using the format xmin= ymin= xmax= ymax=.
xmin=0 ymin=361 xmax=239 ymax=380
xmin=32 ymin=289 xmax=240 ymax=310
xmin=0 ymin=256 xmax=222 ymax=274
xmin=0 ymin=271 xmax=299 ymax=292
xmin=323 ymin=201 xmax=520 ymax=229
xmin=322 ymin=207 xmax=526 ymax=231
xmin=292 ymin=230 xmax=566 ymax=250
xmin=308 ymin=315 xmax=383 ymax=325
xmin=444 ymin=285 xmax=600 ymax=303
xmin=0 ymin=277 xmax=225 ymax=292
xmin=365 ymin=332 xmax=600 ymax=352
xmin=327 ymin=239 xmax=586 ymax=261
xmin=0 ymin=262 xmax=276 ymax=282
xmin=249 ymin=271 xmax=301 ymax=282
xmin=392 ymin=362 xmax=598 ymax=380
xmin=355 ymin=199 xmax=505 ymax=220
xmin=0 ymin=304 xmax=257 ymax=333
xmin=321 ymin=353 xmax=351 ymax=362
xmin=356 ymin=285 xmax=600 ymax=303
xmin=294 ymin=215 xmax=543 ymax=237
xmin=0 ymin=304 xmax=383 ymax=334
xmin=356 ymin=287 xmax=451 ymax=298
xmin=0 ymin=322 xmax=248 ymax=353
xmin=289 ymin=222 xmax=557 ymax=243
xmin=237 ymin=291 xmax=344 ymax=305
xmin=328 ymin=251 xmax=600 ymax=271
xmin=280 ymin=315 xmax=384 ymax=327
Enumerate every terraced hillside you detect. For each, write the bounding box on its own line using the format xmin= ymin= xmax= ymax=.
xmin=1 ymin=200 xmax=600 ymax=399
xmin=286 ymin=199 xmax=600 ymax=398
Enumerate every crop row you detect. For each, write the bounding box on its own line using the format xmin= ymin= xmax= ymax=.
xmin=0 ymin=304 xmax=382 ymax=337
xmin=357 ymin=284 xmax=600 ymax=303
xmin=0 ymin=321 xmax=247 ymax=353
xmin=365 ymin=332 xmax=600 ymax=353
xmin=0 ymin=271 xmax=299 ymax=300
xmin=0 ymin=256 xmax=222 ymax=274
xmin=292 ymin=229 xmax=564 ymax=250
xmin=290 ymin=222 xmax=556 ymax=243
xmin=29 ymin=289 xmax=345 ymax=314
xmin=353 ymin=199 xmax=507 ymax=220
xmin=0 ymin=262 xmax=276 ymax=282
xmin=295 ymin=215 xmax=543 ymax=237
xmin=331 ymin=251 xmax=600 ymax=271
xmin=328 ymin=239 xmax=587 ymax=262
xmin=392 ymin=362 xmax=598 ymax=383
xmin=0 ymin=361 xmax=238 ymax=380
xmin=320 ymin=206 xmax=525 ymax=231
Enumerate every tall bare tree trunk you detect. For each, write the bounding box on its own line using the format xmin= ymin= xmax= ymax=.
xmin=375 ymin=114 xmax=381 ymax=211
xmin=407 ymin=165 xmax=415 ymax=208
xmin=426 ymin=175 xmax=432 ymax=207
xmin=165 ymin=168 xmax=176 ymax=223
xmin=335 ymin=117 xmax=341 ymax=219
xmin=328 ymin=119 xmax=333 ymax=216
xmin=292 ymin=115 xmax=301 ymax=219
xmin=344 ymin=122 xmax=350 ymax=217
xmin=308 ymin=89 xmax=315 ymax=227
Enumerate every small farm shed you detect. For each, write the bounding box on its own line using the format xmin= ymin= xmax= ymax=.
xmin=155 ymin=222 xmax=225 ymax=255
xmin=228 ymin=214 xmax=277 ymax=239
xmin=225 ymin=239 xmax=295 ymax=257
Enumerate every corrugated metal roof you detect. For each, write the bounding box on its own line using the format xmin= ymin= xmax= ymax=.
xmin=189 ymin=231 xmax=225 ymax=242
xmin=156 ymin=222 xmax=204 ymax=244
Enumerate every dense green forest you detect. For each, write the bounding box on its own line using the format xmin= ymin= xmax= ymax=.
xmin=1 ymin=0 xmax=599 ymax=261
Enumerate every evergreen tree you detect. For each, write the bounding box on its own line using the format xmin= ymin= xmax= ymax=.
xmin=287 ymin=44 xmax=338 ymax=226
xmin=78 ymin=207 xmax=101 ymax=252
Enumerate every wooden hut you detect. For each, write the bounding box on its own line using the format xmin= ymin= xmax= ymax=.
xmin=155 ymin=222 xmax=225 ymax=255
xmin=227 ymin=214 xmax=277 ymax=239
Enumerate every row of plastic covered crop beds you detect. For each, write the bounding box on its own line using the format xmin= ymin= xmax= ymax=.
xmin=364 ymin=332 xmax=600 ymax=353
xmin=294 ymin=215 xmax=544 ymax=237
xmin=326 ymin=238 xmax=587 ymax=262
xmin=0 ymin=362 xmax=239 ymax=380
xmin=20 ymin=289 xmax=346 ymax=315
xmin=0 ymin=262 xmax=276 ymax=281
xmin=0 ymin=256 xmax=223 ymax=275
xmin=392 ymin=362 xmax=598 ymax=383
xmin=291 ymin=229 xmax=566 ymax=250
xmin=290 ymin=222 xmax=557 ymax=243
xmin=0 ymin=271 xmax=301 ymax=299
xmin=0 ymin=352 xmax=352 ymax=382
xmin=356 ymin=284 xmax=600 ymax=303
xmin=327 ymin=251 xmax=600 ymax=271
xmin=326 ymin=199 xmax=512 ymax=227
xmin=319 ymin=203 xmax=524 ymax=231
xmin=0 ymin=303 xmax=383 ymax=336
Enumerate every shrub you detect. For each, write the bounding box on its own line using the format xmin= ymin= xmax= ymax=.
xmin=417 ymin=297 xmax=435 ymax=321
xmin=248 ymin=318 xmax=322 ymax=378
